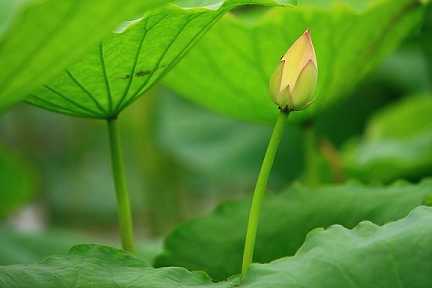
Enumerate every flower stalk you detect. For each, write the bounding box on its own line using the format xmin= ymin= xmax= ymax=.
xmin=241 ymin=111 xmax=288 ymax=278
xmin=241 ymin=29 xmax=317 ymax=279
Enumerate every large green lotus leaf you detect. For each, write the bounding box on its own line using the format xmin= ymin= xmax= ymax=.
xmin=241 ymin=206 xmax=432 ymax=287
xmin=155 ymin=178 xmax=432 ymax=280
xmin=2 ymin=207 xmax=432 ymax=287
xmin=0 ymin=145 xmax=36 ymax=218
xmin=0 ymin=244 xmax=233 ymax=288
xmin=343 ymin=94 xmax=432 ymax=183
xmin=0 ymin=0 xmax=169 ymax=111
xmin=164 ymin=0 xmax=426 ymax=123
xmin=26 ymin=0 xmax=296 ymax=119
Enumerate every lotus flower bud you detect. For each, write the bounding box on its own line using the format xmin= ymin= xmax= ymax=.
xmin=270 ymin=30 xmax=318 ymax=112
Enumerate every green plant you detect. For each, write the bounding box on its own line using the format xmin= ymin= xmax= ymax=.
xmin=0 ymin=145 xmax=35 ymax=219
xmin=0 ymin=0 xmax=431 ymax=286
xmin=343 ymin=94 xmax=432 ymax=182
xmin=2 ymin=207 xmax=432 ymax=287
xmin=164 ymin=0 xmax=425 ymax=123
xmin=0 ymin=0 xmax=169 ymax=111
xmin=17 ymin=0 xmax=296 ymax=252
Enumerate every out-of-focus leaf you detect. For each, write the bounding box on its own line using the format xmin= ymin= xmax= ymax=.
xmin=0 ymin=228 xmax=162 ymax=265
xmin=0 ymin=228 xmax=89 ymax=265
xmin=26 ymin=0 xmax=295 ymax=119
xmin=156 ymin=91 xmax=304 ymax=188
xmin=0 ymin=227 xmax=163 ymax=266
xmin=155 ymin=178 xmax=432 ymax=280
xmin=136 ymin=240 xmax=164 ymax=265
xmin=0 ymin=0 xmax=169 ymax=110
xmin=343 ymin=94 xmax=432 ymax=183
xmin=2 ymin=207 xmax=432 ymax=287
xmin=0 ymin=145 xmax=35 ymax=218
xmin=164 ymin=0 xmax=426 ymax=123
xmin=421 ymin=3 xmax=432 ymax=83
xmin=375 ymin=44 xmax=431 ymax=93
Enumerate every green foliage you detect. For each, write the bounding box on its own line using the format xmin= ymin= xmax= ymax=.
xmin=1 ymin=0 xmax=431 ymax=286
xmin=0 ymin=244 xmax=227 ymax=288
xmin=0 ymin=0 xmax=169 ymax=110
xmin=155 ymin=179 xmax=432 ymax=280
xmin=0 ymin=227 xmax=163 ymax=266
xmin=343 ymin=95 xmax=432 ymax=183
xmin=240 ymin=206 xmax=432 ymax=287
xmin=2 ymin=207 xmax=432 ymax=286
xmin=421 ymin=4 xmax=432 ymax=82
xmin=164 ymin=0 xmax=426 ymax=123
xmin=0 ymin=229 xmax=89 ymax=265
xmin=157 ymin=92 xmax=304 ymax=187
xmin=0 ymin=145 xmax=35 ymax=218
xmin=26 ymin=0 xmax=295 ymax=119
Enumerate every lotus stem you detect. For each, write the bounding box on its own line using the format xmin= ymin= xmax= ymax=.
xmin=241 ymin=111 xmax=288 ymax=278
xmin=107 ymin=117 xmax=135 ymax=252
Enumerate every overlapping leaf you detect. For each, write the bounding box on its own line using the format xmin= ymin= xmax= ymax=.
xmin=26 ymin=0 xmax=296 ymax=119
xmin=0 ymin=244 xmax=232 ymax=288
xmin=343 ymin=94 xmax=432 ymax=183
xmin=2 ymin=207 xmax=432 ymax=287
xmin=155 ymin=178 xmax=432 ymax=280
xmin=0 ymin=0 xmax=169 ymax=110
xmin=164 ymin=0 xmax=426 ymax=123
xmin=241 ymin=206 xmax=432 ymax=287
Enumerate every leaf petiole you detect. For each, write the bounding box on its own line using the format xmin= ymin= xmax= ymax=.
xmin=107 ymin=118 xmax=135 ymax=252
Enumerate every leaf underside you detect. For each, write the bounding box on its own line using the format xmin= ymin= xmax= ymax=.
xmin=0 ymin=0 xmax=169 ymax=111
xmin=26 ymin=0 xmax=296 ymax=119
xmin=164 ymin=0 xmax=425 ymax=123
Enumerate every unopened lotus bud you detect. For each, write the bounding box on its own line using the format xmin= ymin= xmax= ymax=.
xmin=270 ymin=30 xmax=318 ymax=112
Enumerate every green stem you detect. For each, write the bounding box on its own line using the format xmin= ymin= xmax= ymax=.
xmin=241 ymin=111 xmax=288 ymax=279
xmin=304 ymin=122 xmax=319 ymax=187
xmin=107 ymin=118 xmax=135 ymax=252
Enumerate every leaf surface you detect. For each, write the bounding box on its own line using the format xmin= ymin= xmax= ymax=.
xmin=0 ymin=0 xmax=169 ymax=110
xmin=241 ymin=206 xmax=432 ymax=287
xmin=164 ymin=0 xmax=426 ymax=123
xmin=2 ymin=207 xmax=432 ymax=287
xmin=26 ymin=0 xmax=295 ymax=118
xmin=155 ymin=178 xmax=432 ymax=280
xmin=0 ymin=244 xmax=232 ymax=288
xmin=343 ymin=94 xmax=432 ymax=183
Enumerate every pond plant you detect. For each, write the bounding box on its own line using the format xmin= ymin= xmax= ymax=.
xmin=0 ymin=0 xmax=432 ymax=287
